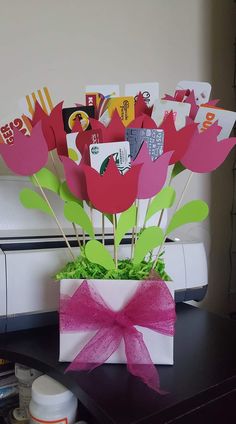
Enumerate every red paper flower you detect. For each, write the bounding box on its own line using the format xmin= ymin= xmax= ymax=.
xmin=83 ymin=158 xmax=142 ymax=214
xmin=134 ymin=92 xmax=153 ymax=118
xmin=181 ymin=121 xmax=236 ymax=173
xmin=159 ymin=112 xmax=198 ymax=164
xmin=163 ymin=90 xmax=219 ymax=120
xmin=0 ymin=122 xmax=48 ymax=176
xmin=31 ymin=101 xmax=67 ymax=156
xmin=90 ymin=109 xmax=125 ymax=142
xmin=89 ymin=110 xmax=154 ymax=142
xmin=133 ymin=143 xmax=173 ymax=199
xmin=61 ymin=146 xmax=90 ymax=201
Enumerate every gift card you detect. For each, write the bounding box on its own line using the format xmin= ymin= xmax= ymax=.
xmin=62 ymin=106 xmax=95 ymax=133
xmin=125 ymin=127 xmax=164 ymax=160
xmin=18 ymin=86 xmax=54 ymax=117
xmin=125 ymin=82 xmax=159 ymax=106
xmin=0 ymin=114 xmax=31 ymax=144
xmin=66 ymin=129 xmax=102 ymax=164
xmin=195 ymin=105 xmax=236 ymax=140
xmin=66 ymin=133 xmax=82 ymax=164
xmin=89 ymin=141 xmax=131 ymax=175
xmin=152 ymin=99 xmax=191 ymax=129
xmin=106 ymin=97 xmax=135 ymax=126
xmin=99 ymin=109 xmax=111 ymax=126
xmin=85 ymin=84 xmax=120 ymax=98
xmin=176 ymin=80 xmax=212 ymax=105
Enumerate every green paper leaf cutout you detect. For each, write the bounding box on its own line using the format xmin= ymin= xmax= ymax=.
xmin=59 ymin=181 xmax=83 ymax=206
xmin=19 ymin=188 xmax=53 ymax=216
xmin=64 ymin=201 xmax=94 ymax=238
xmin=115 ymin=205 xmax=137 ymax=247
xmin=85 ymin=239 xmax=115 ymax=270
xmin=171 ymin=162 xmax=186 ymax=179
xmin=133 ymin=227 xmax=164 ymax=265
xmin=166 ymin=200 xmax=209 ymax=235
xmin=31 ymin=168 xmax=60 ymax=194
xmin=145 ymin=186 xmax=176 ymax=223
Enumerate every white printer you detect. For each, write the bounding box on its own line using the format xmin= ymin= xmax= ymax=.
xmin=0 ymin=176 xmax=208 ymax=333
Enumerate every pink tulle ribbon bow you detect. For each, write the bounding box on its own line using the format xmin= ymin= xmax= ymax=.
xmin=60 ymin=279 xmax=176 ymax=393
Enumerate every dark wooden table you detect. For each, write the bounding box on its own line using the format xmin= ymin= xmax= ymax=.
xmin=1 ymin=304 xmax=236 ymax=423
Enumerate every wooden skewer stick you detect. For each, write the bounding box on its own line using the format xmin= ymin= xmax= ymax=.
xmin=152 ymin=171 xmax=193 ymax=270
xmin=33 ymin=174 xmax=75 ymax=261
xmin=102 ymin=214 xmax=105 ymax=245
xmin=72 ymin=223 xmax=82 ymax=249
xmin=112 ymin=214 xmax=118 ymax=269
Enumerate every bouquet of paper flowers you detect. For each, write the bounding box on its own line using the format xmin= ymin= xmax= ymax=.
xmin=0 ymin=82 xmax=235 ymax=392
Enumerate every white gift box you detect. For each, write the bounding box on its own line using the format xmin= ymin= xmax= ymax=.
xmin=59 ymin=279 xmax=174 ymax=365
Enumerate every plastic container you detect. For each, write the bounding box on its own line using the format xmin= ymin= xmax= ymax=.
xmin=29 ymin=375 xmax=77 ymax=424
xmin=15 ymin=363 xmax=42 ymax=420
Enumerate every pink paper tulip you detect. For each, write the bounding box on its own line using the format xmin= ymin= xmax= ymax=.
xmin=61 ymin=147 xmax=90 ymax=201
xmin=181 ymin=121 xmax=236 ymax=173
xmin=32 ymin=101 xmax=67 ymax=156
xmin=0 ymin=122 xmax=48 ymax=176
xmin=133 ymin=142 xmax=173 ymax=199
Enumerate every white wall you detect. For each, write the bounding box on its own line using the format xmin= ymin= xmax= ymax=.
xmin=0 ymin=0 xmax=235 ymax=313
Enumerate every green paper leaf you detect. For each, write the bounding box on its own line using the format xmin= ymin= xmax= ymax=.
xmin=166 ymin=200 xmax=209 ymax=235
xmin=145 ymin=186 xmax=176 ymax=223
xmin=85 ymin=239 xmax=115 ymax=270
xmin=31 ymin=168 xmax=60 ymax=194
xmin=115 ymin=205 xmax=137 ymax=247
xmin=64 ymin=201 xmax=94 ymax=238
xmin=59 ymin=181 xmax=83 ymax=206
xmin=19 ymin=188 xmax=53 ymax=216
xmin=171 ymin=162 xmax=186 ymax=179
xmin=133 ymin=227 xmax=164 ymax=265
xmin=105 ymin=213 xmax=113 ymax=224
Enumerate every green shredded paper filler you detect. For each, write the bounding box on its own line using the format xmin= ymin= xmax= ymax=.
xmin=55 ymin=248 xmax=171 ymax=281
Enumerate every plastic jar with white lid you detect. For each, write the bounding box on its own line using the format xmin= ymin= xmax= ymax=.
xmin=29 ymin=375 xmax=77 ymax=424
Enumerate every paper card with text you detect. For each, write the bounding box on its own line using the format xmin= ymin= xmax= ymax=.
xmin=194 ymin=105 xmax=236 ymax=140
xmin=18 ymin=86 xmax=54 ymax=117
xmin=176 ymin=81 xmax=212 ymax=105
xmin=107 ymin=97 xmax=135 ymax=126
xmin=66 ymin=133 xmax=82 ymax=164
xmin=62 ymin=106 xmax=95 ymax=133
xmin=0 ymin=114 xmax=31 ymax=144
xmin=89 ymin=141 xmax=131 ymax=175
xmin=152 ymin=99 xmax=190 ymax=129
xmin=125 ymin=128 xmax=164 ymax=160
xmin=125 ymin=82 xmax=159 ymax=106
xmin=85 ymin=84 xmax=120 ymax=98
xmin=67 ymin=129 xmax=102 ymax=164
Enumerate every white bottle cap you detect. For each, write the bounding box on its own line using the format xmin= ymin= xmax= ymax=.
xmin=32 ymin=375 xmax=74 ymax=406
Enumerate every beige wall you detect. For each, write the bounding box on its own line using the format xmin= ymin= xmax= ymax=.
xmin=0 ymin=0 xmax=235 ymax=313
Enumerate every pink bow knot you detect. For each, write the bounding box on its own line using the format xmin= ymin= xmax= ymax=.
xmin=112 ymin=311 xmax=134 ymax=330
